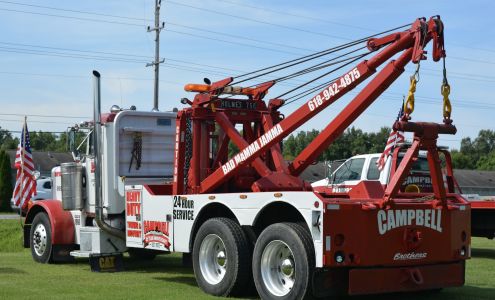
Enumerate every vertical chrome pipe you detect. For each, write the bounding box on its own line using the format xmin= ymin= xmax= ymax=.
xmin=92 ymin=70 xmax=125 ymax=239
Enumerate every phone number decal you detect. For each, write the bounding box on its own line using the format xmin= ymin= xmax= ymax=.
xmin=307 ymin=68 xmax=361 ymax=111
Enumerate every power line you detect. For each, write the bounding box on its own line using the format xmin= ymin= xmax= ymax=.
xmin=0 ymin=0 xmax=318 ymax=52
xmin=7 ymin=130 xmax=66 ymax=134
xmin=0 ymin=41 xmax=150 ymax=59
xmin=0 ymin=41 xmax=249 ymax=73
xmin=0 ymin=118 xmax=75 ymax=125
xmin=2 ymin=41 xmax=494 ymax=87
xmin=0 ymin=4 xmax=313 ymax=55
xmin=0 ymin=43 xmax=352 ymax=88
xmin=2 ymin=2 xmax=493 ymax=68
xmin=164 ymin=0 xmax=351 ymax=41
xmin=0 ymin=47 xmax=238 ymax=77
xmin=164 ymin=28 xmax=301 ymax=55
xmin=449 ymin=56 xmax=495 ymax=65
xmin=1 ymin=66 xmax=494 ymax=111
xmin=0 ymin=113 xmax=89 ymax=119
xmin=0 ymin=0 xmax=150 ymax=21
xmin=448 ymin=43 xmax=495 ymax=54
xmin=209 ymin=0 xmax=375 ymax=32
xmin=166 ymin=22 xmax=315 ymax=53
xmin=0 ymin=7 xmax=142 ymax=27
xmin=3 ymin=0 xmax=495 ymax=64
xmin=0 ymin=47 xmax=146 ymax=64
xmin=0 ymin=7 xmax=308 ymax=56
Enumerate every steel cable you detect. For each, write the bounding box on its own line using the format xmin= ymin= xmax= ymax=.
xmin=231 ymin=23 xmax=411 ymax=82
xmin=275 ymin=52 xmax=372 ymax=102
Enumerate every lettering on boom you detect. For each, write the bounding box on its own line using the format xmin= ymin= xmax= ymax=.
xmin=377 ymin=209 xmax=443 ymax=235
xmin=221 ymin=124 xmax=284 ymax=175
xmin=307 ymin=67 xmax=361 ymax=112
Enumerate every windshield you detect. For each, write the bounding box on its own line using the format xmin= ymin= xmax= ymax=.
xmin=332 ymin=158 xmax=365 ymax=184
xmin=397 ymin=156 xmax=434 ymax=192
xmin=397 ymin=156 xmax=430 ymax=172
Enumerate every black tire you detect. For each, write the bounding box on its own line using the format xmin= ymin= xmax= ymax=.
xmin=128 ymin=248 xmax=158 ymax=261
xmin=253 ymin=223 xmax=315 ymax=300
xmin=30 ymin=213 xmax=53 ymax=263
xmin=192 ymin=218 xmax=251 ymax=297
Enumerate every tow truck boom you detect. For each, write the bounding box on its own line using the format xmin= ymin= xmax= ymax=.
xmin=178 ymin=16 xmax=447 ymax=195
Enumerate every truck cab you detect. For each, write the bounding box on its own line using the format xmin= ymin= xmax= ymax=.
xmin=313 ymin=153 xmax=384 ymax=193
xmin=313 ymin=149 xmax=435 ymax=194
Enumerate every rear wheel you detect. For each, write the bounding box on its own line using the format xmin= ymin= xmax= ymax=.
xmin=192 ymin=218 xmax=251 ymax=297
xmin=253 ymin=223 xmax=315 ymax=300
xmin=30 ymin=213 xmax=53 ymax=263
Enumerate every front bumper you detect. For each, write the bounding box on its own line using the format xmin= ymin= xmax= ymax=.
xmin=313 ymin=261 xmax=465 ymax=297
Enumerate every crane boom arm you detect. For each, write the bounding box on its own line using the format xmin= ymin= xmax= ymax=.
xmin=198 ymin=17 xmax=444 ymax=193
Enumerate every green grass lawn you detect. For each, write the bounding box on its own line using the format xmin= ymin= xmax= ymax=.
xmin=0 ymin=219 xmax=494 ymax=300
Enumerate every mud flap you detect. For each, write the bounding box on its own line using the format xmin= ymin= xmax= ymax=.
xmin=89 ymin=253 xmax=124 ymax=272
xmin=23 ymin=225 xmax=31 ymax=248
xmin=52 ymin=245 xmax=76 ymax=263
xmin=347 ymin=261 xmax=465 ymax=295
xmin=312 ymin=268 xmax=349 ymax=297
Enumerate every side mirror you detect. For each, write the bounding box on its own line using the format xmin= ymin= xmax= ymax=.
xmin=68 ymin=129 xmax=76 ymax=152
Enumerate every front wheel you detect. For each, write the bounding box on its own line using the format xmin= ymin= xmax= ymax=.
xmin=253 ymin=223 xmax=315 ymax=300
xmin=30 ymin=212 xmax=53 ymax=263
xmin=192 ymin=218 xmax=251 ymax=297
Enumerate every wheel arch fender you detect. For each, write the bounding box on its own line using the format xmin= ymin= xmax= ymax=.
xmin=252 ymin=201 xmax=310 ymax=235
xmin=25 ymin=200 xmax=75 ymax=246
xmin=188 ymin=202 xmax=239 ymax=252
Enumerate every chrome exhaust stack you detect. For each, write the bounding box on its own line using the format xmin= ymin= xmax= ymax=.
xmin=92 ymin=70 xmax=125 ymax=240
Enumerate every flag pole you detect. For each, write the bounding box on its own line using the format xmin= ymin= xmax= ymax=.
xmin=19 ymin=116 xmax=27 ymax=225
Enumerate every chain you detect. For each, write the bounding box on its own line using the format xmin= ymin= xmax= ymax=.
xmin=403 ymin=23 xmax=427 ymax=119
xmin=184 ymin=115 xmax=192 ymax=189
xmin=128 ymin=132 xmax=142 ymax=172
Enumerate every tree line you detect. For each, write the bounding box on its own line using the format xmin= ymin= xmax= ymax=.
xmin=0 ymin=125 xmax=494 ymax=170
xmin=450 ymin=130 xmax=495 ymax=170
xmin=282 ymin=127 xmax=495 ymax=171
xmin=0 ymin=126 xmax=71 ymax=152
xmin=283 ymin=127 xmax=392 ymax=162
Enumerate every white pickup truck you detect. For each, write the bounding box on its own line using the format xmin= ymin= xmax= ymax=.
xmin=312 ymin=152 xmax=433 ymax=194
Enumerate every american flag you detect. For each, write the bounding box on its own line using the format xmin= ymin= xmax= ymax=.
xmin=376 ymin=105 xmax=405 ymax=171
xmin=12 ymin=120 xmax=37 ymax=210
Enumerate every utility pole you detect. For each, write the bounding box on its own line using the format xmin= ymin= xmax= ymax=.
xmin=147 ymin=0 xmax=165 ymax=111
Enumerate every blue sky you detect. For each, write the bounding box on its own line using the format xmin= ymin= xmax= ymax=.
xmin=0 ymin=0 xmax=494 ymax=150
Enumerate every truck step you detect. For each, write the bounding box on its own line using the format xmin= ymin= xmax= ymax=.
xmin=70 ymin=250 xmax=92 ymax=258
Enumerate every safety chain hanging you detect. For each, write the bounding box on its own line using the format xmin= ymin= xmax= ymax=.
xmin=403 ymin=22 xmax=429 ymax=121
xmin=128 ymin=132 xmax=143 ymax=172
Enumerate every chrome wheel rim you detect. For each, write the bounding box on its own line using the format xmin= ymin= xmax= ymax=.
xmin=261 ymin=240 xmax=295 ymax=296
xmin=199 ymin=234 xmax=227 ymax=285
xmin=33 ymin=223 xmax=48 ymax=256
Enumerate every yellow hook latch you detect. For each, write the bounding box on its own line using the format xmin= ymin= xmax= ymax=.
xmin=441 ymin=83 xmax=452 ymax=120
xmin=404 ymin=76 xmax=417 ymax=116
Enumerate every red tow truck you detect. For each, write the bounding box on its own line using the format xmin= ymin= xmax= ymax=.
xmin=22 ymin=16 xmax=471 ymax=299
